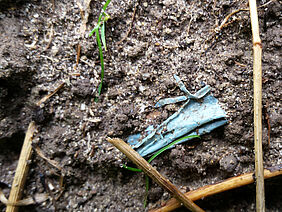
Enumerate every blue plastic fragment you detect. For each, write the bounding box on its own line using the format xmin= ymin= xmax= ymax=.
xmin=127 ymin=75 xmax=228 ymax=157
xmin=155 ymin=96 xmax=187 ymax=108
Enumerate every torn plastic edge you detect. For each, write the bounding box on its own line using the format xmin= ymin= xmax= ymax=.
xmin=139 ymin=119 xmax=228 ymax=157
xmin=127 ymin=75 xmax=228 ymax=157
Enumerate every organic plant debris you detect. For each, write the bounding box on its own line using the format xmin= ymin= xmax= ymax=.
xmin=0 ymin=0 xmax=281 ymax=211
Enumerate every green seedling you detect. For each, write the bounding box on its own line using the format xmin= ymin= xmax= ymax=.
xmin=123 ymin=134 xmax=200 ymax=207
xmin=89 ymin=0 xmax=111 ymax=100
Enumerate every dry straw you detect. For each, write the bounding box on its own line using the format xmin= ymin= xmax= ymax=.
xmin=6 ymin=83 xmax=64 ymax=212
xmin=151 ymin=165 xmax=281 ymax=212
xmin=248 ymin=0 xmax=265 ymax=211
xmin=107 ymin=138 xmax=204 ymax=212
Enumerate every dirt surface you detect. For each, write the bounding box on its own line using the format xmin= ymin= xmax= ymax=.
xmin=0 ymin=0 xmax=281 ymax=211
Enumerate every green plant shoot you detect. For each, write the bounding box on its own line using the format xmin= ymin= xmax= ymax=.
xmin=89 ymin=0 xmax=111 ymax=99
xmin=122 ymin=134 xmax=200 ymax=207
xmin=124 ymin=134 xmax=200 ymax=172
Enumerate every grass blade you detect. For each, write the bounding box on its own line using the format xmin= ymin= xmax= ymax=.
xmin=122 ymin=134 xmax=200 ymax=207
xmin=101 ymin=22 xmax=107 ymax=51
xmin=147 ymin=135 xmax=200 ymax=163
xmin=102 ymin=0 xmax=111 ymax=11
xmin=144 ymin=175 xmax=149 ymax=208
xmin=122 ymin=164 xmax=142 ymax=172
xmin=89 ymin=0 xmax=111 ymax=37
xmin=89 ymin=23 xmax=101 ymax=37
xmin=89 ymin=0 xmax=111 ymax=99
xmin=123 ymin=135 xmax=200 ymax=171
xmin=95 ymin=29 xmax=104 ymax=96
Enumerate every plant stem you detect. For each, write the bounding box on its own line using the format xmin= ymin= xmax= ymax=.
xmin=248 ymin=0 xmax=265 ymax=211
xmin=107 ymin=138 xmax=205 ymax=212
xmin=151 ymin=164 xmax=282 ymax=212
xmin=148 ymin=135 xmax=199 ymax=163
xmin=6 ymin=122 xmax=36 ymax=212
xmin=95 ymin=29 xmax=104 ymax=96
xmin=123 ymin=135 xmax=200 ymax=172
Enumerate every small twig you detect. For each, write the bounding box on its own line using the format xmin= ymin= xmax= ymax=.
xmin=234 ymin=61 xmax=247 ymax=67
xmin=6 ymin=83 xmax=65 ymax=211
xmin=80 ymin=58 xmax=95 ymax=68
xmin=215 ymin=8 xmax=249 ymax=33
xmin=116 ymin=3 xmax=138 ymax=45
xmin=248 ymin=0 xmax=265 ymax=211
xmin=40 ymin=55 xmax=59 ymax=63
xmin=150 ymin=164 xmax=282 ymax=212
xmin=204 ymin=0 xmax=274 ymax=52
xmin=36 ymin=82 xmax=65 ymax=106
xmin=214 ymin=0 xmax=274 ymax=34
xmin=34 ymin=146 xmax=63 ymax=171
xmin=77 ymin=0 xmax=92 ymax=35
xmin=76 ymin=44 xmax=81 ymax=65
xmin=6 ymin=122 xmax=36 ymax=212
xmin=74 ymin=44 xmax=81 ymax=69
xmin=0 ymin=190 xmax=48 ymax=207
xmin=258 ymin=0 xmax=274 ymax=9
xmin=107 ymin=138 xmax=204 ymax=212
xmin=55 ymin=189 xmax=64 ymax=201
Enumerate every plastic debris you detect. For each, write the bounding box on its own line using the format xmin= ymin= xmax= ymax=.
xmin=127 ymin=75 xmax=228 ymax=157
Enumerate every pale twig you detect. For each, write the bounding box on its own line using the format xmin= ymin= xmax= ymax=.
xmin=74 ymin=43 xmax=81 ymax=69
xmin=258 ymin=0 xmax=274 ymax=9
xmin=150 ymin=164 xmax=282 ymax=212
xmin=234 ymin=61 xmax=247 ymax=67
xmin=34 ymin=146 xmax=62 ymax=171
xmin=107 ymin=138 xmax=204 ymax=212
xmin=77 ymin=0 xmax=92 ymax=35
xmin=36 ymin=82 xmax=65 ymax=106
xmin=6 ymin=82 xmax=65 ymax=212
xmin=214 ymin=0 xmax=274 ymax=33
xmin=0 ymin=190 xmax=48 ymax=206
xmin=215 ymin=8 xmax=249 ymax=33
xmin=6 ymin=122 xmax=36 ymax=212
xmin=248 ymin=0 xmax=264 ymax=211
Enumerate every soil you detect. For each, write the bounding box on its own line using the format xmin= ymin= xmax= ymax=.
xmin=0 ymin=0 xmax=281 ymax=211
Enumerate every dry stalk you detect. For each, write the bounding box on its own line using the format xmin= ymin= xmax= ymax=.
xmin=107 ymin=138 xmax=204 ymax=212
xmin=6 ymin=83 xmax=65 ymax=211
xmin=0 ymin=190 xmax=48 ymax=207
xmin=74 ymin=43 xmax=81 ymax=69
xmin=36 ymin=82 xmax=65 ymax=106
xmin=150 ymin=165 xmax=282 ymax=212
xmin=248 ymin=0 xmax=264 ymax=211
xmin=5 ymin=122 xmax=36 ymax=212
xmin=34 ymin=146 xmax=63 ymax=171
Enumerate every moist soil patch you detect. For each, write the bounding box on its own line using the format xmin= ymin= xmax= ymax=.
xmin=0 ymin=0 xmax=281 ymax=211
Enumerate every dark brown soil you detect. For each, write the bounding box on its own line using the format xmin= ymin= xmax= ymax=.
xmin=0 ymin=0 xmax=281 ymax=211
